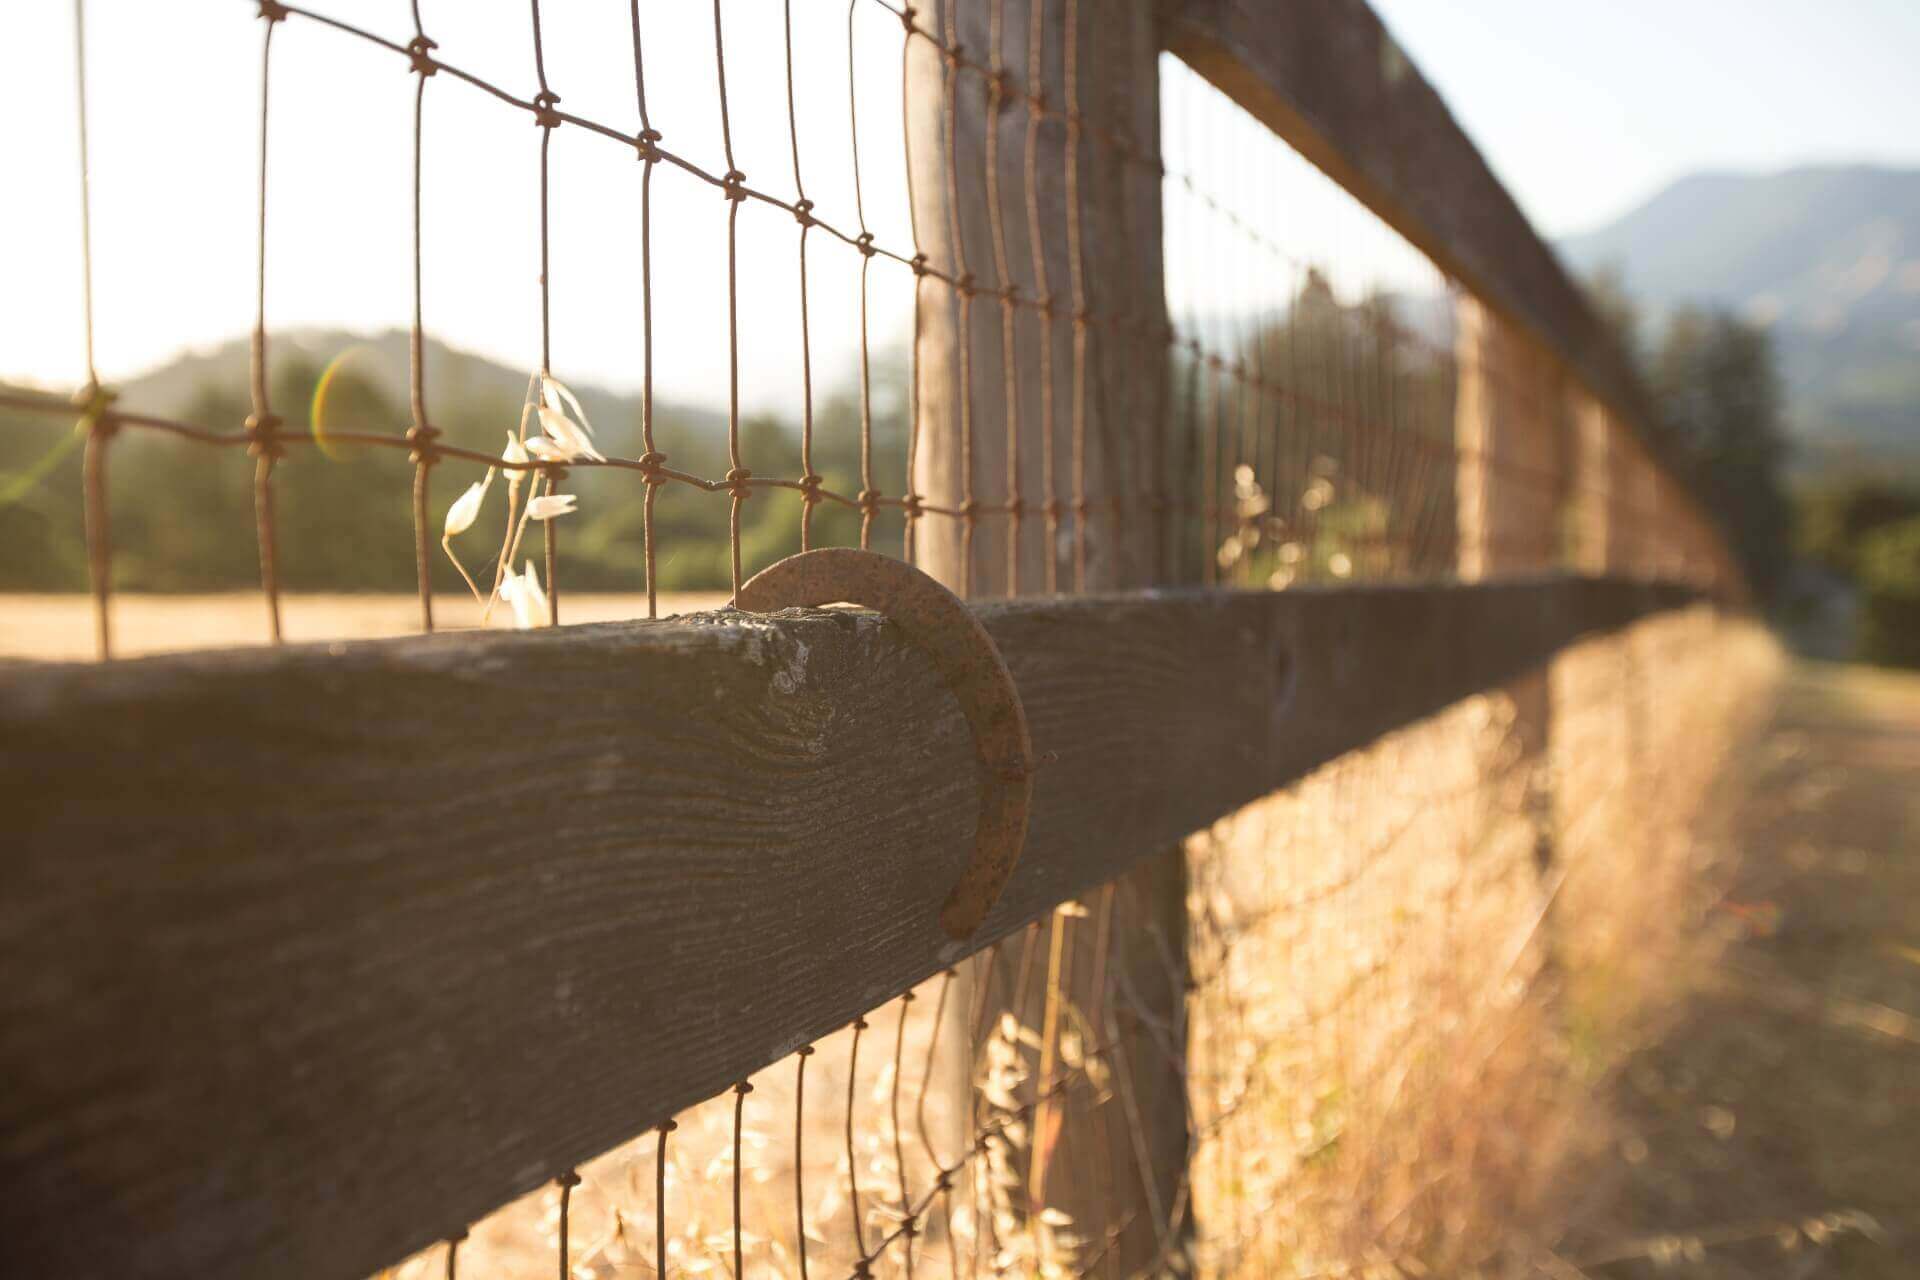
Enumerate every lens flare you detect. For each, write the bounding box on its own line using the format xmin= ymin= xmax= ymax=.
xmin=309 ymin=344 xmax=378 ymax=462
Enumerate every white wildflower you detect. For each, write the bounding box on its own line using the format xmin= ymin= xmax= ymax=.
xmin=440 ymin=468 xmax=497 ymax=604
xmin=443 ymin=475 xmax=491 ymax=538
xmin=541 ymin=371 xmax=592 ymax=429
xmin=527 ymin=493 xmax=579 ymax=521
xmin=538 ymin=406 xmax=604 ymax=462
xmin=500 ymin=559 xmax=548 ymax=630
xmin=536 ymin=375 xmax=605 ymax=463
xmin=524 ymin=435 xmax=573 ymax=463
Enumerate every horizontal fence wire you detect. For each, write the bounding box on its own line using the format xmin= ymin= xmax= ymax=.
xmin=2 ymin=0 xmax=1732 ymax=662
xmin=1 ymin=2 xmax=1762 ymax=1279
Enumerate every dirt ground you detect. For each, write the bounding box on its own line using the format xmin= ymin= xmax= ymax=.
xmin=1560 ymin=662 xmax=1920 ymax=1277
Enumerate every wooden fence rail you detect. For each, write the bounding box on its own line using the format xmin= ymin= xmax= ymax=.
xmin=0 ymin=0 xmax=1745 ymax=1275
xmin=0 ymin=577 xmax=1698 ymax=1279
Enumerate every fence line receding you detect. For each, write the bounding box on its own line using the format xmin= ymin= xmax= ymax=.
xmin=0 ymin=3 xmax=1769 ymax=1279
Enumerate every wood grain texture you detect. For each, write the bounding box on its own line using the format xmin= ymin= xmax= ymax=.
xmin=1158 ymin=0 xmax=1713 ymax=535
xmin=0 ymin=579 xmax=1696 ymax=1279
xmin=908 ymin=4 xmax=1188 ymax=1265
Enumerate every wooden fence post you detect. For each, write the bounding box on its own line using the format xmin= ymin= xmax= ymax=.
xmin=1570 ymin=386 xmax=1612 ymax=576
xmin=908 ymin=0 xmax=1188 ymax=1268
xmin=1455 ymin=296 xmax=1565 ymax=882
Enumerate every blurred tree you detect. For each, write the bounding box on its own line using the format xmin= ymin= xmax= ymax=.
xmin=0 ymin=394 xmax=90 ymax=590
xmin=1856 ymin=515 xmax=1920 ymax=668
xmin=1584 ymin=272 xmax=1794 ymax=603
xmin=1648 ymin=307 xmax=1793 ymax=602
xmin=0 ymin=343 xmax=911 ymax=596
xmin=1583 ymin=265 xmax=1645 ymax=371
xmin=1796 ymin=480 xmax=1920 ymax=579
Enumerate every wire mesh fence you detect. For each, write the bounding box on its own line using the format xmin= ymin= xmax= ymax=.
xmin=0 ymin=2 xmax=1769 ymax=1277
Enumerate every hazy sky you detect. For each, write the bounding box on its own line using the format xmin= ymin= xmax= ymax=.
xmin=4 ymin=1 xmax=1915 ymax=409
xmin=1370 ymin=0 xmax=1920 ymax=236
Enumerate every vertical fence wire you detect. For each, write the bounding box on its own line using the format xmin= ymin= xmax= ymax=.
xmin=0 ymin=5 xmax=1765 ymax=1279
xmin=5 ymin=0 xmax=1732 ymax=659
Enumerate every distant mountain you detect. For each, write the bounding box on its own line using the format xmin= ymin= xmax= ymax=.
xmin=119 ymin=327 xmax=727 ymax=461
xmin=1559 ymin=166 xmax=1920 ymax=472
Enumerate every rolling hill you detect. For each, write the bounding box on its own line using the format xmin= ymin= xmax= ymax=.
xmin=117 ymin=327 xmax=728 ymax=460
xmin=1559 ymin=165 xmax=1920 ymax=472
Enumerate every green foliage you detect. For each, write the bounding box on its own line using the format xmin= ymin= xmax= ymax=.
xmin=0 ymin=344 xmax=907 ymax=595
xmin=0 ymin=411 xmax=89 ymax=590
xmin=1196 ymin=271 xmax=1458 ymax=587
xmin=1856 ymin=516 xmax=1920 ymax=669
xmin=1645 ymin=306 xmax=1794 ymax=603
xmin=1796 ymin=480 xmax=1920 ymax=579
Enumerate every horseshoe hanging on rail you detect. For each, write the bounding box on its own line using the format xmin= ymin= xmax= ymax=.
xmin=733 ymin=548 xmax=1035 ymax=941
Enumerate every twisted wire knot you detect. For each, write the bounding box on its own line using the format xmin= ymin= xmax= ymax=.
xmin=724 ymin=467 xmax=753 ymax=500
xmin=732 ymin=1080 xmax=754 ymax=1096
xmin=798 ymin=473 xmax=825 ymax=503
xmin=1042 ymin=498 xmax=1064 ymax=520
xmin=557 ymin=1169 xmax=581 ymax=1190
xmin=405 ymin=422 xmax=441 ymax=466
xmin=900 ymin=492 xmax=924 ymax=520
xmin=897 ymin=6 xmax=917 ymax=31
xmin=532 ymin=91 xmax=562 ymax=130
xmin=73 ymin=383 xmax=119 ymax=440
xmin=857 ymin=488 xmax=884 ymax=516
xmin=406 ymin=35 xmax=438 ymax=77
xmin=792 ymin=198 xmax=816 ymax=228
xmin=954 ymin=273 xmax=977 ymax=298
xmin=855 ymin=232 xmax=877 ymax=259
xmin=637 ymin=451 xmax=669 ymax=485
xmin=634 ymin=127 xmax=663 ymax=163
xmin=943 ymin=43 xmax=966 ymax=71
xmin=244 ymin=412 xmax=284 ymax=462
xmin=910 ymin=252 xmax=930 ymax=277
xmin=256 ymin=0 xmax=289 ymax=22
xmin=722 ymin=170 xmax=748 ymax=203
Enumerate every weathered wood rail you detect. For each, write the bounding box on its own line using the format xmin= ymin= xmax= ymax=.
xmin=0 ymin=577 xmax=1696 ymax=1280
xmin=0 ymin=0 xmax=1746 ymax=1272
xmin=1160 ymin=0 xmax=1700 ymax=511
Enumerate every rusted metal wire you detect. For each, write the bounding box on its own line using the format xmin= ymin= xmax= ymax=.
xmin=7 ymin=6 xmax=1751 ymax=1279
xmin=16 ymin=0 xmax=1730 ymax=664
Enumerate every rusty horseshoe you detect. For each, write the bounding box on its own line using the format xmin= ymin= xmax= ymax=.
xmin=732 ymin=548 xmax=1035 ymax=941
